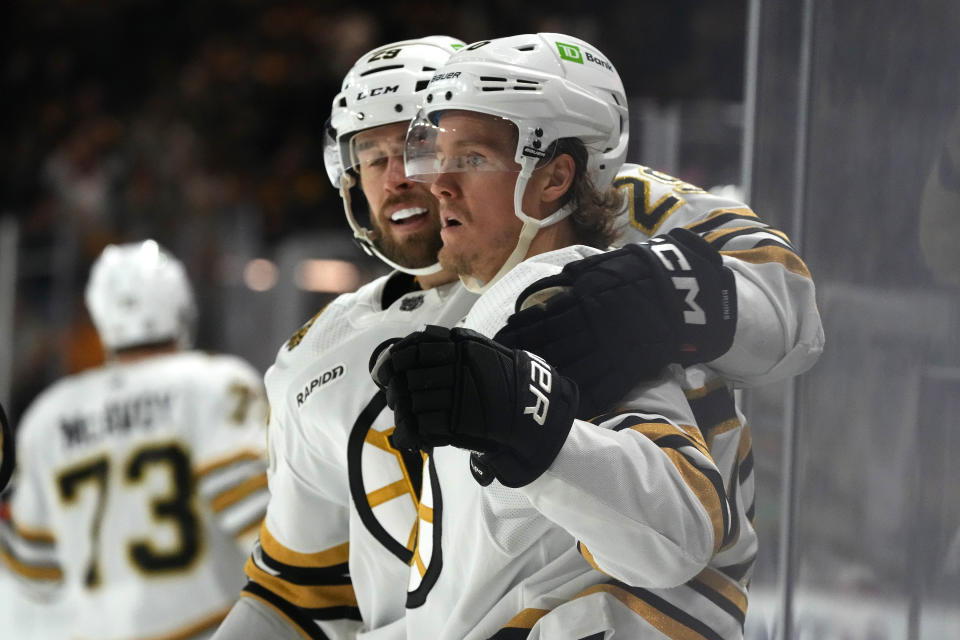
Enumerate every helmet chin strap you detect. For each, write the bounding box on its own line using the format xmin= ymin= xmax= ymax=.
xmin=339 ymin=174 xmax=444 ymax=277
xmin=459 ymin=155 xmax=574 ymax=294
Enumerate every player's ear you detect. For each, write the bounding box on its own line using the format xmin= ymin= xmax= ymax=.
xmin=538 ymin=153 xmax=576 ymax=206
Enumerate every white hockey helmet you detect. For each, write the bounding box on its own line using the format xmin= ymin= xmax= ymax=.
xmin=324 ymin=35 xmax=466 ymax=275
xmin=85 ymin=240 xmax=197 ymax=352
xmin=404 ymin=33 xmax=629 ymax=291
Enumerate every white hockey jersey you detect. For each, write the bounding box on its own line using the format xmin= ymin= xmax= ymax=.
xmin=235 ymin=165 xmax=822 ymax=639
xmin=403 ymin=247 xmax=745 ymax=639
xmin=240 ymin=274 xmax=478 ymax=639
xmin=613 ymin=163 xmax=823 ymax=384
xmin=1 ymin=351 xmax=268 ymax=640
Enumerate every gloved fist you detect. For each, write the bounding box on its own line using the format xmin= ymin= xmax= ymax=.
xmin=370 ymin=325 xmax=579 ymax=488
xmin=495 ymin=227 xmax=736 ymax=419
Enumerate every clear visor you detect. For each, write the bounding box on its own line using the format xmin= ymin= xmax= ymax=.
xmin=405 ymin=109 xmax=550 ymax=183
xmin=347 ymin=124 xmax=409 ymax=180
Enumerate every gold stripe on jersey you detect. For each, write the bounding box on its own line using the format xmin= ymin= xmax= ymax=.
xmin=11 ymin=520 xmax=56 ymax=545
xmin=620 ymin=420 xmax=712 ymax=465
xmin=244 ymin=556 xmax=358 ymax=609
xmin=210 ymin=472 xmax=268 ymax=512
xmin=418 ymin=501 xmax=434 ymax=524
xmin=662 ymin=448 xmax=725 ymax=553
xmin=502 ymin=607 xmax=551 ymax=629
xmin=577 ymin=542 xmax=604 ymax=574
xmin=365 ymin=427 xmax=421 ymax=507
xmin=692 ymin=566 xmax=748 ymax=617
xmin=705 ymin=225 xmax=792 ymax=246
xmin=194 ymin=450 xmax=264 ymax=479
xmin=722 ymin=245 xmax=812 ymax=279
xmin=259 ymin=524 xmax=349 ymax=568
xmin=737 ymin=426 xmax=753 ymax=464
xmin=0 ymin=547 xmax=63 ymax=581
xmin=413 ymin=547 xmax=427 ymax=577
xmin=607 ymin=415 xmax=727 ymax=551
xmin=578 ymin=583 xmax=704 ymax=639
xmin=240 ymin=591 xmax=315 ymax=640
xmin=366 ymin=479 xmax=411 ymax=508
xmin=406 ymin=517 xmax=419 ymax=553
xmin=705 ymin=419 xmax=741 ymax=449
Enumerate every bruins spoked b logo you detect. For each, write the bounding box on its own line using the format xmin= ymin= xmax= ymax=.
xmin=348 ymin=392 xmax=425 ymax=564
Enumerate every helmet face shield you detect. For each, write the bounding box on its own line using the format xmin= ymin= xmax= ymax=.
xmin=348 ymin=125 xmax=407 ymax=180
xmin=405 ymin=108 xmax=553 ymax=183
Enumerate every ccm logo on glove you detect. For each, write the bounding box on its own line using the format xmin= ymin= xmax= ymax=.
xmin=648 ymin=239 xmax=707 ymax=325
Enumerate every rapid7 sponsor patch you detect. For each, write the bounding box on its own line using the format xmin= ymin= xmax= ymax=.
xmin=297 ymin=364 xmax=346 ymax=407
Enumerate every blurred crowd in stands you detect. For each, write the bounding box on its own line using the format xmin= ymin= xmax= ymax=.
xmin=1 ymin=0 xmax=744 ymax=422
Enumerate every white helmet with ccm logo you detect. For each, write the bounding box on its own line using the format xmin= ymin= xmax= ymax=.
xmin=404 ymin=33 xmax=629 ymax=291
xmin=323 ymin=36 xmax=465 ymax=275
xmin=85 ymin=240 xmax=197 ymax=352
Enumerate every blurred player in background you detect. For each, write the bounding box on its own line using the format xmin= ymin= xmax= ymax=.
xmin=217 ymin=31 xmax=822 ymax=640
xmin=371 ymin=33 xmax=821 ymax=638
xmin=1 ymin=240 xmax=268 ymax=640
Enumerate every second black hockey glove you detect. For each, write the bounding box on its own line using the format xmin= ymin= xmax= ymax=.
xmin=495 ymin=227 xmax=737 ymax=419
xmin=370 ymin=325 xmax=579 ymax=488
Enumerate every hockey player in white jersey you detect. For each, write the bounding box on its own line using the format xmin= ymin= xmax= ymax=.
xmin=213 ymin=35 xmax=477 ymax=640
xmin=217 ymin=33 xmax=822 ymax=640
xmin=0 ymin=240 xmax=269 ymax=640
xmin=371 ymin=33 xmax=820 ymax=638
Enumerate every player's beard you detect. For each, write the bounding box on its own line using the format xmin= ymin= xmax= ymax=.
xmin=369 ymin=199 xmax=444 ymax=269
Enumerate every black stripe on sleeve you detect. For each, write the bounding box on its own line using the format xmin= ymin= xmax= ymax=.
xmin=487 ymin=629 xmax=531 ymax=640
xmin=686 ymin=213 xmax=764 ymax=235
xmin=716 ymin=557 xmax=755 ymax=583
xmin=608 ymin=415 xmax=673 ymax=432
xmin=687 ymin=386 xmax=736 ymax=436
xmin=241 ymin=581 xmax=340 ymax=640
xmin=739 ymin=449 xmax=755 ymax=482
xmin=653 ymin=435 xmax=731 ymax=545
xmin=258 ymin=549 xmax=352 ymax=586
xmin=709 ymin=227 xmax=795 ymax=251
xmin=609 ymin=580 xmax=726 ymax=640
xmin=688 ymin=579 xmax=747 ymax=627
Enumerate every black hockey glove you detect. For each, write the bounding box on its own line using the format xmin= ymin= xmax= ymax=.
xmin=495 ymin=227 xmax=737 ymax=419
xmin=0 ymin=401 xmax=14 ymax=492
xmin=370 ymin=325 xmax=579 ymax=488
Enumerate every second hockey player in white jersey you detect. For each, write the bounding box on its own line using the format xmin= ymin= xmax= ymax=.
xmin=218 ymin=33 xmax=822 ymax=640
xmin=371 ymin=33 xmax=820 ymax=638
xmin=1 ymin=241 xmax=269 ymax=640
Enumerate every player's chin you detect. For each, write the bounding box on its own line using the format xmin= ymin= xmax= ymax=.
xmin=384 ymin=234 xmax=442 ymax=270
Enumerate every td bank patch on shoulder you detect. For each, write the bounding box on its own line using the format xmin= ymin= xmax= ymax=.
xmin=297 ymin=363 xmax=346 ymax=407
